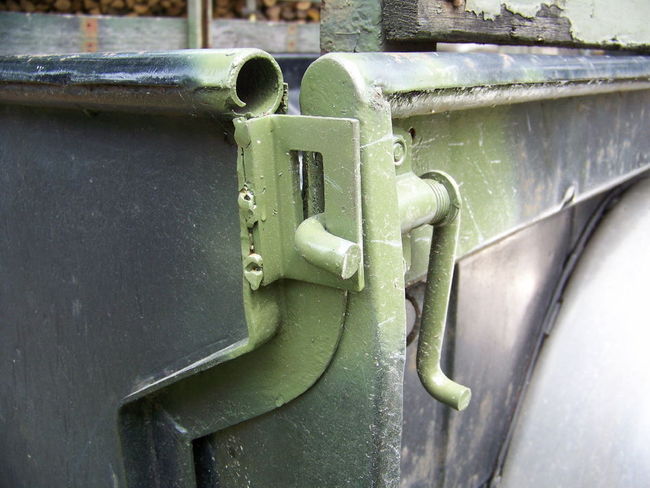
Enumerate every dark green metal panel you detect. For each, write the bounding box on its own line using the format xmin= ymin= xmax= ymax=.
xmin=0 ymin=49 xmax=350 ymax=488
xmin=0 ymin=96 xmax=246 ymax=488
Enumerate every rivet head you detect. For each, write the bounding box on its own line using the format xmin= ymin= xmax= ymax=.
xmin=393 ymin=137 xmax=406 ymax=166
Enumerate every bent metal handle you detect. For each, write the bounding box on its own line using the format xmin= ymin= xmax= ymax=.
xmin=417 ymin=172 xmax=472 ymax=411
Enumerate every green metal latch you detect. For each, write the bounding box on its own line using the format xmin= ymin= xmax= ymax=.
xmin=235 ymin=113 xmax=469 ymax=410
xmin=234 ymin=114 xmax=364 ymax=292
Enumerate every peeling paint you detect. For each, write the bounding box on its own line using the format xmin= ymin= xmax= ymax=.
xmin=465 ymin=0 xmax=650 ymax=46
xmin=564 ymin=1 xmax=650 ymax=45
xmin=465 ymin=0 xmax=557 ymax=20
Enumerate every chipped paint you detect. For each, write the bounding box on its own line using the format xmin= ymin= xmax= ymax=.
xmin=564 ymin=1 xmax=650 ymax=45
xmin=465 ymin=0 xmax=556 ymax=20
xmin=465 ymin=0 xmax=650 ymax=46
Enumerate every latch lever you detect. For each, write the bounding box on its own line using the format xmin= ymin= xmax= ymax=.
xmin=414 ymin=172 xmax=472 ymax=411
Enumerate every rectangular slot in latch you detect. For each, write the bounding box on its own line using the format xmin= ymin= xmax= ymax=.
xmin=301 ymin=151 xmax=325 ymax=218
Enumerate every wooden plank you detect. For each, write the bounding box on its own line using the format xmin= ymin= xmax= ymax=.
xmin=0 ymin=12 xmax=319 ymax=54
xmin=212 ymin=19 xmax=319 ymax=53
xmin=0 ymin=12 xmax=186 ymax=54
xmin=384 ymin=0 xmax=650 ymax=51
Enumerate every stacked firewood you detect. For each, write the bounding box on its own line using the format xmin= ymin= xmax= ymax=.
xmin=258 ymin=0 xmax=319 ymax=22
xmin=214 ymin=0 xmax=319 ymax=22
xmin=0 ymin=0 xmax=187 ymax=15
xmin=0 ymin=0 xmax=320 ymax=21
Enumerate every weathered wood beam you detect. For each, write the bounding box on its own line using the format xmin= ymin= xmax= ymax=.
xmin=384 ymin=0 xmax=650 ymax=51
xmin=320 ymin=0 xmax=434 ymax=53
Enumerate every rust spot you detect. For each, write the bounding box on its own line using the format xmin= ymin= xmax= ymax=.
xmin=80 ymin=17 xmax=99 ymax=52
xmin=81 ymin=17 xmax=98 ymax=35
xmin=83 ymin=41 xmax=98 ymax=53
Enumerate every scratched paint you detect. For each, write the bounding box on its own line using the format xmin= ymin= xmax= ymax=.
xmin=465 ymin=0 xmax=650 ymax=46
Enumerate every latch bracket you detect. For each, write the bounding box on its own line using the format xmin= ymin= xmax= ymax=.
xmin=235 ymin=114 xmax=364 ymax=292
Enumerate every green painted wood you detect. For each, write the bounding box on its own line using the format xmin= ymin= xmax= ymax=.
xmin=384 ymin=0 xmax=650 ymax=51
xmin=320 ymin=0 xmax=384 ymax=52
xmin=320 ymin=0 xmax=650 ymax=52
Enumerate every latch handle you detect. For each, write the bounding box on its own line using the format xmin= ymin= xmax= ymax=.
xmin=295 ymin=215 xmax=362 ymax=280
xmin=416 ymin=171 xmax=472 ymax=411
